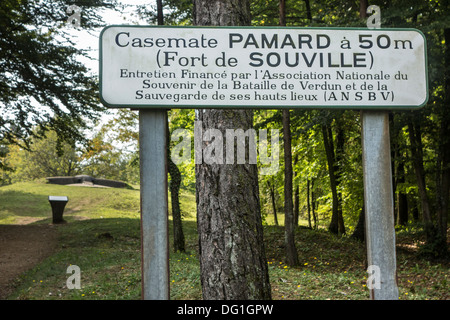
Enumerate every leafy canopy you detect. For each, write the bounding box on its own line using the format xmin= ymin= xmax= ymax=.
xmin=0 ymin=0 xmax=116 ymax=151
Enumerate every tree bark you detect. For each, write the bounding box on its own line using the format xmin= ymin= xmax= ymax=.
xmin=359 ymin=0 xmax=368 ymax=19
xmin=194 ymin=0 xmax=271 ymax=300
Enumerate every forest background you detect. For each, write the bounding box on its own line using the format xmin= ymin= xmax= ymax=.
xmin=0 ymin=0 xmax=449 ymax=261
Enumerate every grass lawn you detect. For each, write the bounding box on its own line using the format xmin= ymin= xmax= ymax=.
xmin=0 ymin=181 xmax=448 ymax=300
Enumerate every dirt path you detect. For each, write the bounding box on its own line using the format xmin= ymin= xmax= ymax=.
xmin=0 ymin=223 xmax=58 ymax=299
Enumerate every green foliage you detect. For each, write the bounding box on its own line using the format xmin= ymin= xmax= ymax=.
xmin=6 ymin=130 xmax=80 ymax=182
xmin=1 ymin=126 xmax=139 ymax=185
xmin=136 ymin=0 xmax=193 ymax=25
xmin=0 ymin=0 xmax=114 ymax=149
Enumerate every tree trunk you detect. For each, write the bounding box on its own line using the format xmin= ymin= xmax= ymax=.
xmin=294 ymin=183 xmax=300 ymax=226
xmin=322 ymin=124 xmax=345 ymax=235
xmin=267 ymin=179 xmax=279 ymax=226
xmin=411 ymin=197 xmax=419 ymax=222
xmin=335 ymin=125 xmax=346 ymax=235
xmin=158 ymin=0 xmax=185 ymax=253
xmin=397 ymin=160 xmax=409 ymax=226
xmin=167 ymin=122 xmax=185 ymax=252
xmin=283 ymin=109 xmax=299 ymax=266
xmin=307 ymin=179 xmax=312 ymax=228
xmin=279 ymin=1 xmax=298 ymax=266
xmin=311 ymin=179 xmax=317 ymax=229
xmin=407 ymin=122 xmax=434 ymax=241
xmin=359 ymin=0 xmax=368 ymax=19
xmin=156 ymin=0 xmax=164 ymax=25
xmin=279 ymin=0 xmax=286 ymax=26
xmin=304 ymin=0 xmax=312 ymax=22
xmin=435 ymin=112 xmax=449 ymax=256
xmin=435 ymin=27 xmax=450 ymax=255
xmin=169 ymin=156 xmax=185 ymax=252
xmin=351 ymin=205 xmax=365 ymax=242
xmin=194 ymin=0 xmax=271 ymax=300
xmin=293 ymin=155 xmax=300 ymax=226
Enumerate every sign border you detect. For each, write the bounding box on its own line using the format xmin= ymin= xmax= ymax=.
xmin=99 ymin=25 xmax=429 ymax=110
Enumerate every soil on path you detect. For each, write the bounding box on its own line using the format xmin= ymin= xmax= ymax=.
xmin=0 ymin=223 xmax=58 ymax=299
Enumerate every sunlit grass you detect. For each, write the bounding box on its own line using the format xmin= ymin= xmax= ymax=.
xmin=1 ymin=181 xmax=448 ymax=300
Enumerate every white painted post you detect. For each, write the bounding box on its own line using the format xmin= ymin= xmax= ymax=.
xmin=361 ymin=110 xmax=399 ymax=300
xmin=139 ymin=109 xmax=169 ymax=300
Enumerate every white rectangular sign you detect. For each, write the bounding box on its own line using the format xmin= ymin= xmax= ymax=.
xmin=99 ymin=26 xmax=428 ymax=109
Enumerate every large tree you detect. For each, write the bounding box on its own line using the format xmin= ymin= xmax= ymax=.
xmin=193 ymin=0 xmax=272 ymax=300
xmin=0 ymin=0 xmax=113 ymax=154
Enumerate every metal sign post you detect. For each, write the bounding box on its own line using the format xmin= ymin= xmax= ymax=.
xmin=361 ymin=111 xmax=399 ymax=299
xmin=361 ymin=11 xmax=399 ymax=300
xmin=139 ymin=109 xmax=169 ymax=300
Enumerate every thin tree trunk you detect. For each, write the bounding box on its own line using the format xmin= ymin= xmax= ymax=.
xmin=267 ymin=179 xmax=279 ymax=226
xmin=411 ymin=197 xmax=419 ymax=222
xmin=351 ymin=205 xmax=365 ymax=242
xmin=311 ymin=179 xmax=317 ymax=229
xmin=293 ymin=155 xmax=300 ymax=226
xmin=335 ymin=125 xmax=346 ymax=235
xmin=322 ymin=124 xmax=343 ymax=235
xmin=307 ymin=179 xmax=312 ymax=228
xmin=194 ymin=0 xmax=271 ymax=300
xmin=294 ymin=183 xmax=300 ymax=226
xmin=169 ymin=156 xmax=185 ymax=252
xmin=304 ymin=0 xmax=312 ymax=22
xmin=157 ymin=0 xmax=185 ymax=253
xmin=407 ymin=122 xmax=434 ymax=241
xmin=279 ymin=0 xmax=286 ymax=26
xmin=283 ymin=109 xmax=299 ymax=266
xmin=397 ymin=160 xmax=409 ymax=226
xmin=167 ymin=122 xmax=185 ymax=252
xmin=156 ymin=0 xmax=163 ymax=25
xmin=279 ymin=0 xmax=298 ymax=266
